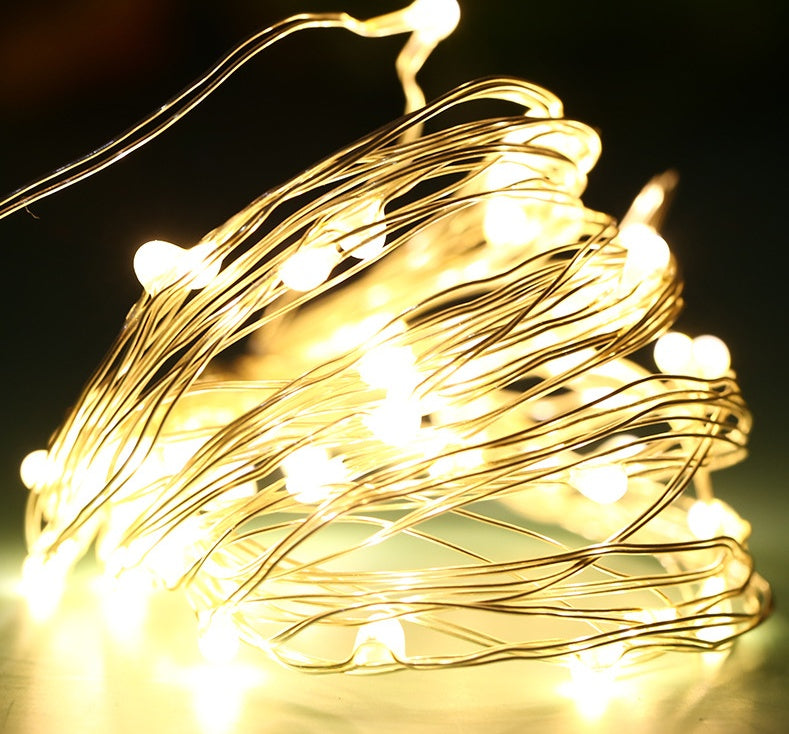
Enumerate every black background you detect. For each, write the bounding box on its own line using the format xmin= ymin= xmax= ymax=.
xmin=1 ymin=0 xmax=786 ymax=561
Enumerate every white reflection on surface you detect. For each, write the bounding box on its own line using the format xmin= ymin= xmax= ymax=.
xmin=160 ymin=660 xmax=267 ymax=734
xmin=0 ymin=545 xmax=782 ymax=734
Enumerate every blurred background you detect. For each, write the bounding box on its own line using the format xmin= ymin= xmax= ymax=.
xmin=1 ymin=0 xmax=786 ymax=596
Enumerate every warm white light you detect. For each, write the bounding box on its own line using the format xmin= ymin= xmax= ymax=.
xmin=353 ymin=615 xmax=406 ymax=667
xmin=356 ymin=343 xmax=418 ymax=393
xmin=654 ymin=331 xmax=731 ymax=379
xmin=282 ymin=445 xmax=348 ymax=504
xmin=19 ymin=448 xmax=49 ymax=491
xmin=654 ymin=331 xmax=694 ymax=374
xmin=365 ymin=397 xmax=423 ymax=445
xmin=19 ymin=541 xmax=80 ymax=621
xmin=618 ymin=222 xmax=671 ymax=286
xmin=403 ymin=0 xmax=460 ymax=41
xmin=95 ymin=567 xmax=153 ymax=644
xmin=8 ymin=0 xmax=769 ymax=679
xmin=279 ymin=245 xmax=339 ymax=291
xmin=198 ymin=610 xmax=241 ymax=664
xmin=134 ymin=239 xmax=221 ymax=296
xmin=691 ymin=334 xmax=731 ymax=379
xmin=327 ymin=199 xmax=388 ymax=261
xmin=570 ymin=463 xmax=628 ymax=505
xmin=483 ymin=198 xmax=540 ymax=248
xmin=564 ymin=643 xmax=626 ymax=720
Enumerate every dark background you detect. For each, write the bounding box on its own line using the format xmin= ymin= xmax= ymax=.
xmin=1 ymin=0 xmax=786 ymax=585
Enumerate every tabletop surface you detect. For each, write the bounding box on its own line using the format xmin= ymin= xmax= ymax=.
xmin=1 ymin=483 xmax=786 ymax=734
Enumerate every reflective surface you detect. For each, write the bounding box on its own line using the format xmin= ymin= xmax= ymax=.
xmin=1 ymin=536 xmax=786 ymax=734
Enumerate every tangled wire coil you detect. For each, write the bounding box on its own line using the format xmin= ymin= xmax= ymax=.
xmin=11 ymin=0 xmax=770 ymax=675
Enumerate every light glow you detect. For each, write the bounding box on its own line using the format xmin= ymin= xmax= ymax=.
xmin=6 ymin=0 xmax=769 ymax=679
xmin=352 ymin=616 xmax=406 ymax=668
xmin=198 ymin=610 xmax=241 ymax=664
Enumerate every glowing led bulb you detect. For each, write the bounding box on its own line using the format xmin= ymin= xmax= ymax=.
xmin=654 ymin=331 xmax=694 ymax=374
xmin=357 ymin=343 xmax=418 ymax=393
xmin=279 ymin=245 xmax=339 ymax=291
xmin=134 ymin=240 xmax=221 ymax=296
xmin=353 ymin=616 xmax=406 ymax=667
xmin=19 ymin=448 xmax=49 ymax=491
xmin=564 ymin=642 xmax=626 ymax=719
xmin=403 ymin=0 xmax=460 ymax=41
xmin=199 ymin=609 xmax=241 ymax=664
xmin=691 ymin=334 xmax=731 ymax=379
xmin=327 ymin=199 xmax=387 ymax=261
xmin=20 ymin=554 xmax=65 ymax=621
xmin=570 ymin=463 xmax=628 ymax=504
xmin=655 ymin=331 xmax=730 ymax=380
xmin=282 ymin=445 xmax=348 ymax=504
xmin=618 ymin=222 xmax=670 ymax=287
xmin=365 ymin=397 xmax=423 ymax=446
xmin=482 ymin=198 xmax=539 ymax=248
xmin=96 ymin=567 xmax=153 ymax=644
xmin=20 ymin=538 xmax=80 ymax=621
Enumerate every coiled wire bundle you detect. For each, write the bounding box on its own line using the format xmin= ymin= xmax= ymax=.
xmin=10 ymin=0 xmax=770 ymax=675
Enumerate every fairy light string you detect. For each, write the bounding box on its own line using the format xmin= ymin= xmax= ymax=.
xmin=10 ymin=0 xmax=770 ymax=676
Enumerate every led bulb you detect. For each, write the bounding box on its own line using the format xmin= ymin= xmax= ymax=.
xmin=654 ymin=331 xmax=694 ymax=374
xmin=199 ymin=609 xmax=241 ymax=664
xmin=134 ymin=239 xmax=221 ymax=296
xmin=20 ymin=448 xmax=49 ymax=491
xmin=353 ymin=616 xmax=406 ymax=667
xmin=328 ymin=199 xmax=387 ymax=261
xmin=357 ymin=344 xmax=417 ymax=393
xmin=365 ymin=397 xmax=423 ymax=446
xmin=279 ymin=245 xmax=339 ymax=292
xmin=691 ymin=334 xmax=730 ymax=379
xmin=618 ymin=223 xmax=670 ymax=286
xmin=570 ymin=463 xmax=628 ymax=504
xmin=483 ymin=198 xmax=539 ymax=248
xmin=282 ymin=445 xmax=348 ymax=504
xmin=403 ymin=0 xmax=460 ymax=41
xmin=564 ymin=641 xmax=626 ymax=719
xmin=20 ymin=554 xmax=65 ymax=621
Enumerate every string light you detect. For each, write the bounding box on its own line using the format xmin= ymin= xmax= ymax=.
xmin=6 ymin=0 xmax=770 ymax=680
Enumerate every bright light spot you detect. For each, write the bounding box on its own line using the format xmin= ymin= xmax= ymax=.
xmin=697 ymin=576 xmax=734 ymax=643
xmin=655 ymin=332 xmax=731 ymax=380
xmin=353 ymin=615 xmax=406 ymax=667
xmin=20 ymin=448 xmax=49 ymax=491
xmin=570 ymin=463 xmax=628 ymax=504
xmin=96 ymin=567 xmax=153 ymax=644
xmin=483 ymin=198 xmax=540 ymax=248
xmin=164 ymin=660 xmax=267 ymax=734
xmin=687 ymin=499 xmax=726 ymax=539
xmin=357 ymin=344 xmax=418 ymax=393
xmin=20 ymin=553 xmax=67 ymax=621
xmin=198 ymin=610 xmax=241 ymax=664
xmin=627 ymin=180 xmax=665 ymax=223
xmin=618 ymin=223 xmax=670 ymax=287
xmin=365 ymin=397 xmax=423 ymax=446
xmin=654 ymin=331 xmax=694 ymax=374
xmin=281 ymin=445 xmax=348 ymax=504
xmin=326 ymin=199 xmax=387 ymax=261
xmin=691 ymin=334 xmax=731 ymax=379
xmin=279 ymin=245 xmax=339 ymax=291
xmin=143 ymin=518 xmax=205 ymax=587
xmin=561 ymin=642 xmax=625 ymax=720
xmin=404 ymin=0 xmax=460 ymax=41
xmin=134 ymin=240 xmax=221 ymax=296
